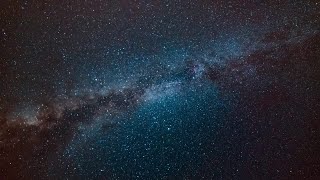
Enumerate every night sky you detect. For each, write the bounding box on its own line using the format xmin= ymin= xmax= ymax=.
xmin=1 ymin=0 xmax=320 ymax=179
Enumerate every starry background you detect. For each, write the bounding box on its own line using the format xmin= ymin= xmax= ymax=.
xmin=1 ymin=0 xmax=320 ymax=179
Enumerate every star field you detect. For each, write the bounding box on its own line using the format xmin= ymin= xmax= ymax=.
xmin=1 ymin=0 xmax=320 ymax=179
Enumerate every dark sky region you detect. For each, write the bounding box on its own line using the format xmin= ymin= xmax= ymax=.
xmin=0 ymin=0 xmax=320 ymax=179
